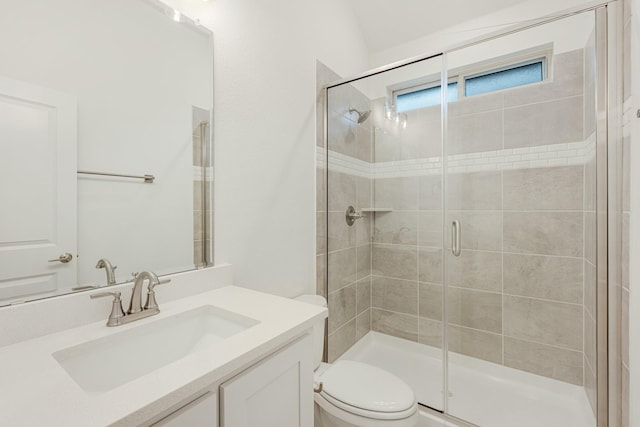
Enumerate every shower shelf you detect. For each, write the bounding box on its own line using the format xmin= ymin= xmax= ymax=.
xmin=361 ymin=208 xmax=393 ymax=213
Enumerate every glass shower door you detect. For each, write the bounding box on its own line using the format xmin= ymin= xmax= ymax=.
xmin=443 ymin=10 xmax=599 ymax=427
xmin=324 ymin=54 xmax=447 ymax=412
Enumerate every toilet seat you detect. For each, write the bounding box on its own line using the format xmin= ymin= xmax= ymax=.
xmin=316 ymin=360 xmax=417 ymax=421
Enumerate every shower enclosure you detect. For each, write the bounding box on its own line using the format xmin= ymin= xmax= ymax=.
xmin=320 ymin=3 xmax=621 ymax=427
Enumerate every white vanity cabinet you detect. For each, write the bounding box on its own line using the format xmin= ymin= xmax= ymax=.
xmin=154 ymin=392 xmax=218 ymax=427
xmin=220 ymin=334 xmax=313 ymax=427
xmin=151 ymin=334 xmax=313 ymax=427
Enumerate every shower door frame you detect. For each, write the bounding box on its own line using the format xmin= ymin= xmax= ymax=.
xmin=322 ymin=1 xmax=622 ymax=425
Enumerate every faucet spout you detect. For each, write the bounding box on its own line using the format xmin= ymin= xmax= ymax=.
xmin=96 ymin=258 xmax=118 ymax=286
xmin=128 ymin=271 xmax=159 ymax=314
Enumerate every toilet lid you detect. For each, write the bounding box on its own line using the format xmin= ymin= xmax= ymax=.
xmin=319 ymin=360 xmax=415 ymax=413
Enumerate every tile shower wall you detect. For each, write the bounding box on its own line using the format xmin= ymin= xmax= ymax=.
xmin=370 ymin=49 xmax=592 ymax=386
xmin=317 ymin=62 xmax=374 ymax=362
xmin=193 ymin=107 xmax=213 ymax=267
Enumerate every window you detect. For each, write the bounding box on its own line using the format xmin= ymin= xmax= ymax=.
xmin=464 ymin=60 xmax=544 ymax=97
xmin=396 ymin=82 xmax=458 ymax=112
xmin=391 ymin=50 xmax=549 ymax=113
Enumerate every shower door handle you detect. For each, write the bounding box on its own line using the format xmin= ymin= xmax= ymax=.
xmin=452 ymin=220 xmax=461 ymax=257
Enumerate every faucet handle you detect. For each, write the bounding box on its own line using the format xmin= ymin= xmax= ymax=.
xmin=91 ymin=291 xmax=125 ymax=327
xmin=143 ymin=279 xmax=171 ymax=311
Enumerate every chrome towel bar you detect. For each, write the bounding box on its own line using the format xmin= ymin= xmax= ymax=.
xmin=77 ymin=170 xmax=155 ymax=183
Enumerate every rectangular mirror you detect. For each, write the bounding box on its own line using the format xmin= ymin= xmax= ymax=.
xmin=0 ymin=0 xmax=214 ymax=306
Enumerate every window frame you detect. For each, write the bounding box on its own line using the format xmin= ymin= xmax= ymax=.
xmin=390 ymin=44 xmax=553 ymax=112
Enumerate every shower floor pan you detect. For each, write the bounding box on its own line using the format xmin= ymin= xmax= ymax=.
xmin=339 ymin=332 xmax=595 ymax=427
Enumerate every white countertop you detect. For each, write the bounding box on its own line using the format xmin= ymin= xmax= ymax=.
xmin=0 ymin=286 xmax=327 ymax=426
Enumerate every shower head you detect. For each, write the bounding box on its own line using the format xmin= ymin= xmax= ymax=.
xmin=348 ymin=108 xmax=371 ymax=124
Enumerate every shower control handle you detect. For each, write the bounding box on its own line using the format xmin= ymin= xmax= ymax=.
xmin=345 ymin=206 xmax=365 ymax=226
xmin=452 ymin=220 xmax=461 ymax=257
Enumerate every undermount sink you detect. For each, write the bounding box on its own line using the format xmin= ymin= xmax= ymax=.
xmin=53 ymin=305 xmax=259 ymax=393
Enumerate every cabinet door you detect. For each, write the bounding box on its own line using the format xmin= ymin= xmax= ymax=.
xmin=220 ymin=334 xmax=313 ymax=427
xmin=153 ymin=391 xmax=218 ymax=427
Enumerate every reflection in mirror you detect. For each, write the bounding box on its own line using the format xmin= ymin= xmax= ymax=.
xmin=0 ymin=0 xmax=213 ymax=306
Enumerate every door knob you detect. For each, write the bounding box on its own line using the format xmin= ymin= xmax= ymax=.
xmin=48 ymin=252 xmax=73 ymax=263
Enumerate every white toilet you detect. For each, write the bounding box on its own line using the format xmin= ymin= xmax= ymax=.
xmin=295 ymin=295 xmax=419 ymax=427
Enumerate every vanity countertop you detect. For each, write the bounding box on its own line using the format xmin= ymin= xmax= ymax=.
xmin=0 ymin=286 xmax=327 ymax=427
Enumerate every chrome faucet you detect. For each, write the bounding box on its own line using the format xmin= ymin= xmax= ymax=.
xmin=95 ymin=258 xmax=118 ymax=286
xmin=90 ymin=270 xmax=170 ymax=327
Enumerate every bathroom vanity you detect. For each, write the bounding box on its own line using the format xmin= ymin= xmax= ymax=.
xmin=0 ymin=267 xmax=326 ymax=427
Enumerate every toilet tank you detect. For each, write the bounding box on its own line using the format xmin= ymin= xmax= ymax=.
xmin=294 ymin=294 xmax=327 ymax=369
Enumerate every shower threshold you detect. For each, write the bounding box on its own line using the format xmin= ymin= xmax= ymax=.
xmin=339 ymin=331 xmax=595 ymax=427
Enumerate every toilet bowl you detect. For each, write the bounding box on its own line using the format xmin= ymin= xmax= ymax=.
xmin=294 ymin=295 xmax=418 ymax=427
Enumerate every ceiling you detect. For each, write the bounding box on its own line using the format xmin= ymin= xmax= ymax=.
xmin=344 ymin=0 xmax=533 ymax=53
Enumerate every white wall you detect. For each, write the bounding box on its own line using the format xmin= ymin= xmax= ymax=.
xmin=369 ymin=0 xmax=592 ymax=68
xmin=0 ymin=0 xmax=212 ymax=289
xmin=162 ymin=0 xmax=369 ymax=297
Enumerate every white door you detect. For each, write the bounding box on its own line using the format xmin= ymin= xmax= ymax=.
xmin=0 ymin=75 xmax=77 ymax=303
xmin=220 ymin=334 xmax=314 ymax=427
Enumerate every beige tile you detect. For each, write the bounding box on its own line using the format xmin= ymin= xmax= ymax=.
xmin=356 ymin=125 xmax=372 ymax=163
xmin=448 ymin=325 xmax=502 ymax=364
xmin=503 ymin=253 xmax=583 ymax=304
xmin=622 ymin=288 xmax=630 ymax=366
xmin=418 ymin=175 xmax=442 ymax=211
xmin=373 ymin=211 xmax=418 ymax=245
xmin=449 ymin=91 xmax=502 ymax=116
xmin=584 ymin=260 xmax=597 ymax=317
xmin=448 ymin=287 xmax=502 ymax=333
xmin=584 ymin=156 xmax=596 ymax=211
xmin=419 ymin=317 xmax=443 ymax=348
xmin=328 ymin=284 xmax=356 ymax=333
xmin=356 ymin=216 xmax=372 ymax=246
xmin=328 ymin=319 xmax=356 ymax=363
xmin=503 ymin=50 xmax=584 ymax=108
xmin=447 ymin=250 xmax=502 ymax=292
xmin=448 ymin=109 xmax=503 ymax=155
xmin=356 ymin=176 xmax=372 ymax=210
xmin=193 ymin=181 xmax=203 ymax=210
xmin=371 ymin=276 xmax=418 ymax=315
xmin=504 ymin=212 xmax=583 ymax=257
xmin=356 ymin=277 xmax=371 ymax=315
xmin=418 ymin=247 xmax=443 ymax=284
xmin=503 ymin=295 xmax=582 ymax=350
xmin=327 ymin=211 xmax=355 ymax=252
xmin=503 ymin=166 xmax=584 ymax=211
xmin=419 ymin=282 xmax=443 ymax=321
xmin=328 ymin=170 xmax=356 ymax=212
xmin=584 ymin=310 xmax=596 ymax=375
xmin=399 ymin=109 xmax=442 ymax=160
xmin=622 ymin=364 xmax=630 ymax=427
xmin=317 ymin=212 xmax=326 ymax=255
xmin=584 ymin=354 xmax=597 ymax=416
xmin=623 ymin=136 xmax=630 ymax=212
xmin=584 ymin=211 xmax=596 ymax=264
xmin=447 ymin=171 xmax=502 ymax=210
xmin=504 ymin=96 xmax=583 ymax=149
xmin=418 ymin=211 xmax=443 ymax=247
xmin=328 ymin=110 xmax=357 ymax=158
xmin=316 ymin=168 xmax=326 ymax=211
xmin=622 ymin=213 xmax=630 ymax=289
xmin=327 ymin=247 xmax=356 ymax=293
xmin=371 ymin=309 xmax=419 ymax=342
xmin=316 ymin=254 xmax=326 ymax=298
xmin=374 ymin=177 xmax=418 ymax=210
xmin=356 ymin=244 xmax=371 ymax=280
xmin=372 ymin=244 xmax=418 ymax=281
xmin=503 ymin=337 xmax=583 ymax=385
xmin=449 ymin=211 xmax=501 ymax=251
xmin=356 ymin=309 xmax=371 ymax=342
